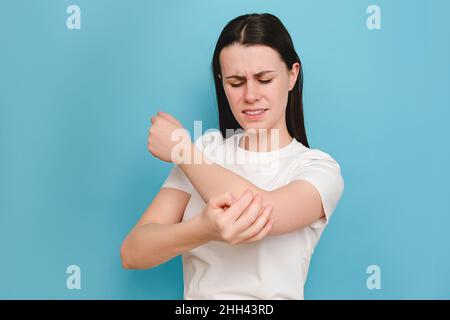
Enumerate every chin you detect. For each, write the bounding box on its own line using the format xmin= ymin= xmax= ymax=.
xmin=242 ymin=123 xmax=269 ymax=131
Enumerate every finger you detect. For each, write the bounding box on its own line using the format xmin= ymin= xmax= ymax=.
xmin=228 ymin=193 xmax=237 ymax=205
xmin=151 ymin=116 xmax=157 ymax=124
xmin=158 ymin=111 xmax=183 ymax=127
xmin=237 ymin=205 xmax=273 ymax=241
xmin=232 ymin=193 xmax=264 ymax=231
xmin=211 ymin=192 xmax=236 ymax=209
xmin=241 ymin=216 xmax=274 ymax=244
xmin=224 ymin=190 xmax=254 ymax=222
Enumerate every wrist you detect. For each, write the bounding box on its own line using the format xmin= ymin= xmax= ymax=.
xmin=177 ymin=141 xmax=197 ymax=167
xmin=172 ymin=140 xmax=194 ymax=166
xmin=190 ymin=213 xmax=215 ymax=242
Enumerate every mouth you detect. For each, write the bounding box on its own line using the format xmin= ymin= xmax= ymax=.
xmin=242 ymin=108 xmax=269 ymax=120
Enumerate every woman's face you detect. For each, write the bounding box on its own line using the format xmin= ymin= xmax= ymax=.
xmin=219 ymin=44 xmax=299 ymax=133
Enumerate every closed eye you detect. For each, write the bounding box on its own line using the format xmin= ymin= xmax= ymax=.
xmin=230 ymin=79 xmax=272 ymax=88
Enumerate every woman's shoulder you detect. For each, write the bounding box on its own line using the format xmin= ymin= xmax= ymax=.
xmin=292 ymin=141 xmax=342 ymax=168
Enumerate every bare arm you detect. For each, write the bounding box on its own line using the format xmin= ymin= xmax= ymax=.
xmin=120 ymin=187 xmax=210 ymax=270
xmin=146 ymin=112 xmax=327 ymax=236
xmin=179 ymin=143 xmax=328 ymax=236
xmin=121 ymin=185 xmax=276 ymax=269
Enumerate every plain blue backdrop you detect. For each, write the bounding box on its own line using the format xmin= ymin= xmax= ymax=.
xmin=1 ymin=0 xmax=449 ymax=299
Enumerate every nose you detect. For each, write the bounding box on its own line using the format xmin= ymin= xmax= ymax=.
xmin=243 ymin=80 xmax=260 ymax=104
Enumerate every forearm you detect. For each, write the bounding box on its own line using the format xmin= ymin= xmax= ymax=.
xmin=178 ymin=144 xmax=325 ymax=237
xmin=121 ymin=214 xmax=210 ymax=270
xmin=179 ymin=143 xmax=266 ymax=203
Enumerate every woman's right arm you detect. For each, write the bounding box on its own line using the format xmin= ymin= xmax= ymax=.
xmin=120 ymin=188 xmax=274 ymax=270
xmin=120 ymin=187 xmax=210 ymax=270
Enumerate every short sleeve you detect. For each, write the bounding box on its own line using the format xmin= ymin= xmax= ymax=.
xmin=161 ymin=165 xmax=195 ymax=195
xmin=290 ymin=149 xmax=344 ymax=229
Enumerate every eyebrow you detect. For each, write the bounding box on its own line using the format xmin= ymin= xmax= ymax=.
xmin=225 ymin=70 xmax=275 ymax=80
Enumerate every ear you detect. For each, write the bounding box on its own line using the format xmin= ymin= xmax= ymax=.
xmin=288 ymin=62 xmax=300 ymax=91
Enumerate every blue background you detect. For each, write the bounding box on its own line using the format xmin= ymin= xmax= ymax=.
xmin=1 ymin=0 xmax=449 ymax=299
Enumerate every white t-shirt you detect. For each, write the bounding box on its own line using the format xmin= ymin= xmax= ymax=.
xmin=161 ymin=130 xmax=344 ymax=300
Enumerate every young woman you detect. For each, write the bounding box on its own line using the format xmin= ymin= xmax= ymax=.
xmin=121 ymin=13 xmax=344 ymax=300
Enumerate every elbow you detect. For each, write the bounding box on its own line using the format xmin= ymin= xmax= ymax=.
xmin=120 ymin=239 xmax=136 ymax=270
xmin=121 ymin=254 xmax=132 ymax=270
xmin=120 ymin=238 xmax=157 ymax=270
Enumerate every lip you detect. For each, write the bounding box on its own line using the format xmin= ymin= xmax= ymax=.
xmin=242 ymin=108 xmax=269 ymax=121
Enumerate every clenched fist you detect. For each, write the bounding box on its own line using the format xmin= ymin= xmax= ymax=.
xmin=147 ymin=111 xmax=192 ymax=164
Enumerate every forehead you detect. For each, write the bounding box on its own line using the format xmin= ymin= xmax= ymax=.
xmin=219 ymin=44 xmax=284 ymax=76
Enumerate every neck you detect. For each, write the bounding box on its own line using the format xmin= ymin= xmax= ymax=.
xmin=239 ymin=127 xmax=293 ymax=152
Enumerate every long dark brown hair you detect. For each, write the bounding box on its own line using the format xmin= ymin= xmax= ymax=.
xmin=211 ymin=13 xmax=309 ymax=148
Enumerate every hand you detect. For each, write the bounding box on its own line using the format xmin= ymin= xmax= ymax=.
xmin=199 ymin=190 xmax=274 ymax=245
xmin=147 ymin=111 xmax=192 ymax=164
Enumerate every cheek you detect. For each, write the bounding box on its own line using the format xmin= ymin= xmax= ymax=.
xmin=223 ymin=86 xmax=241 ymax=110
xmin=266 ymin=82 xmax=289 ymax=108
